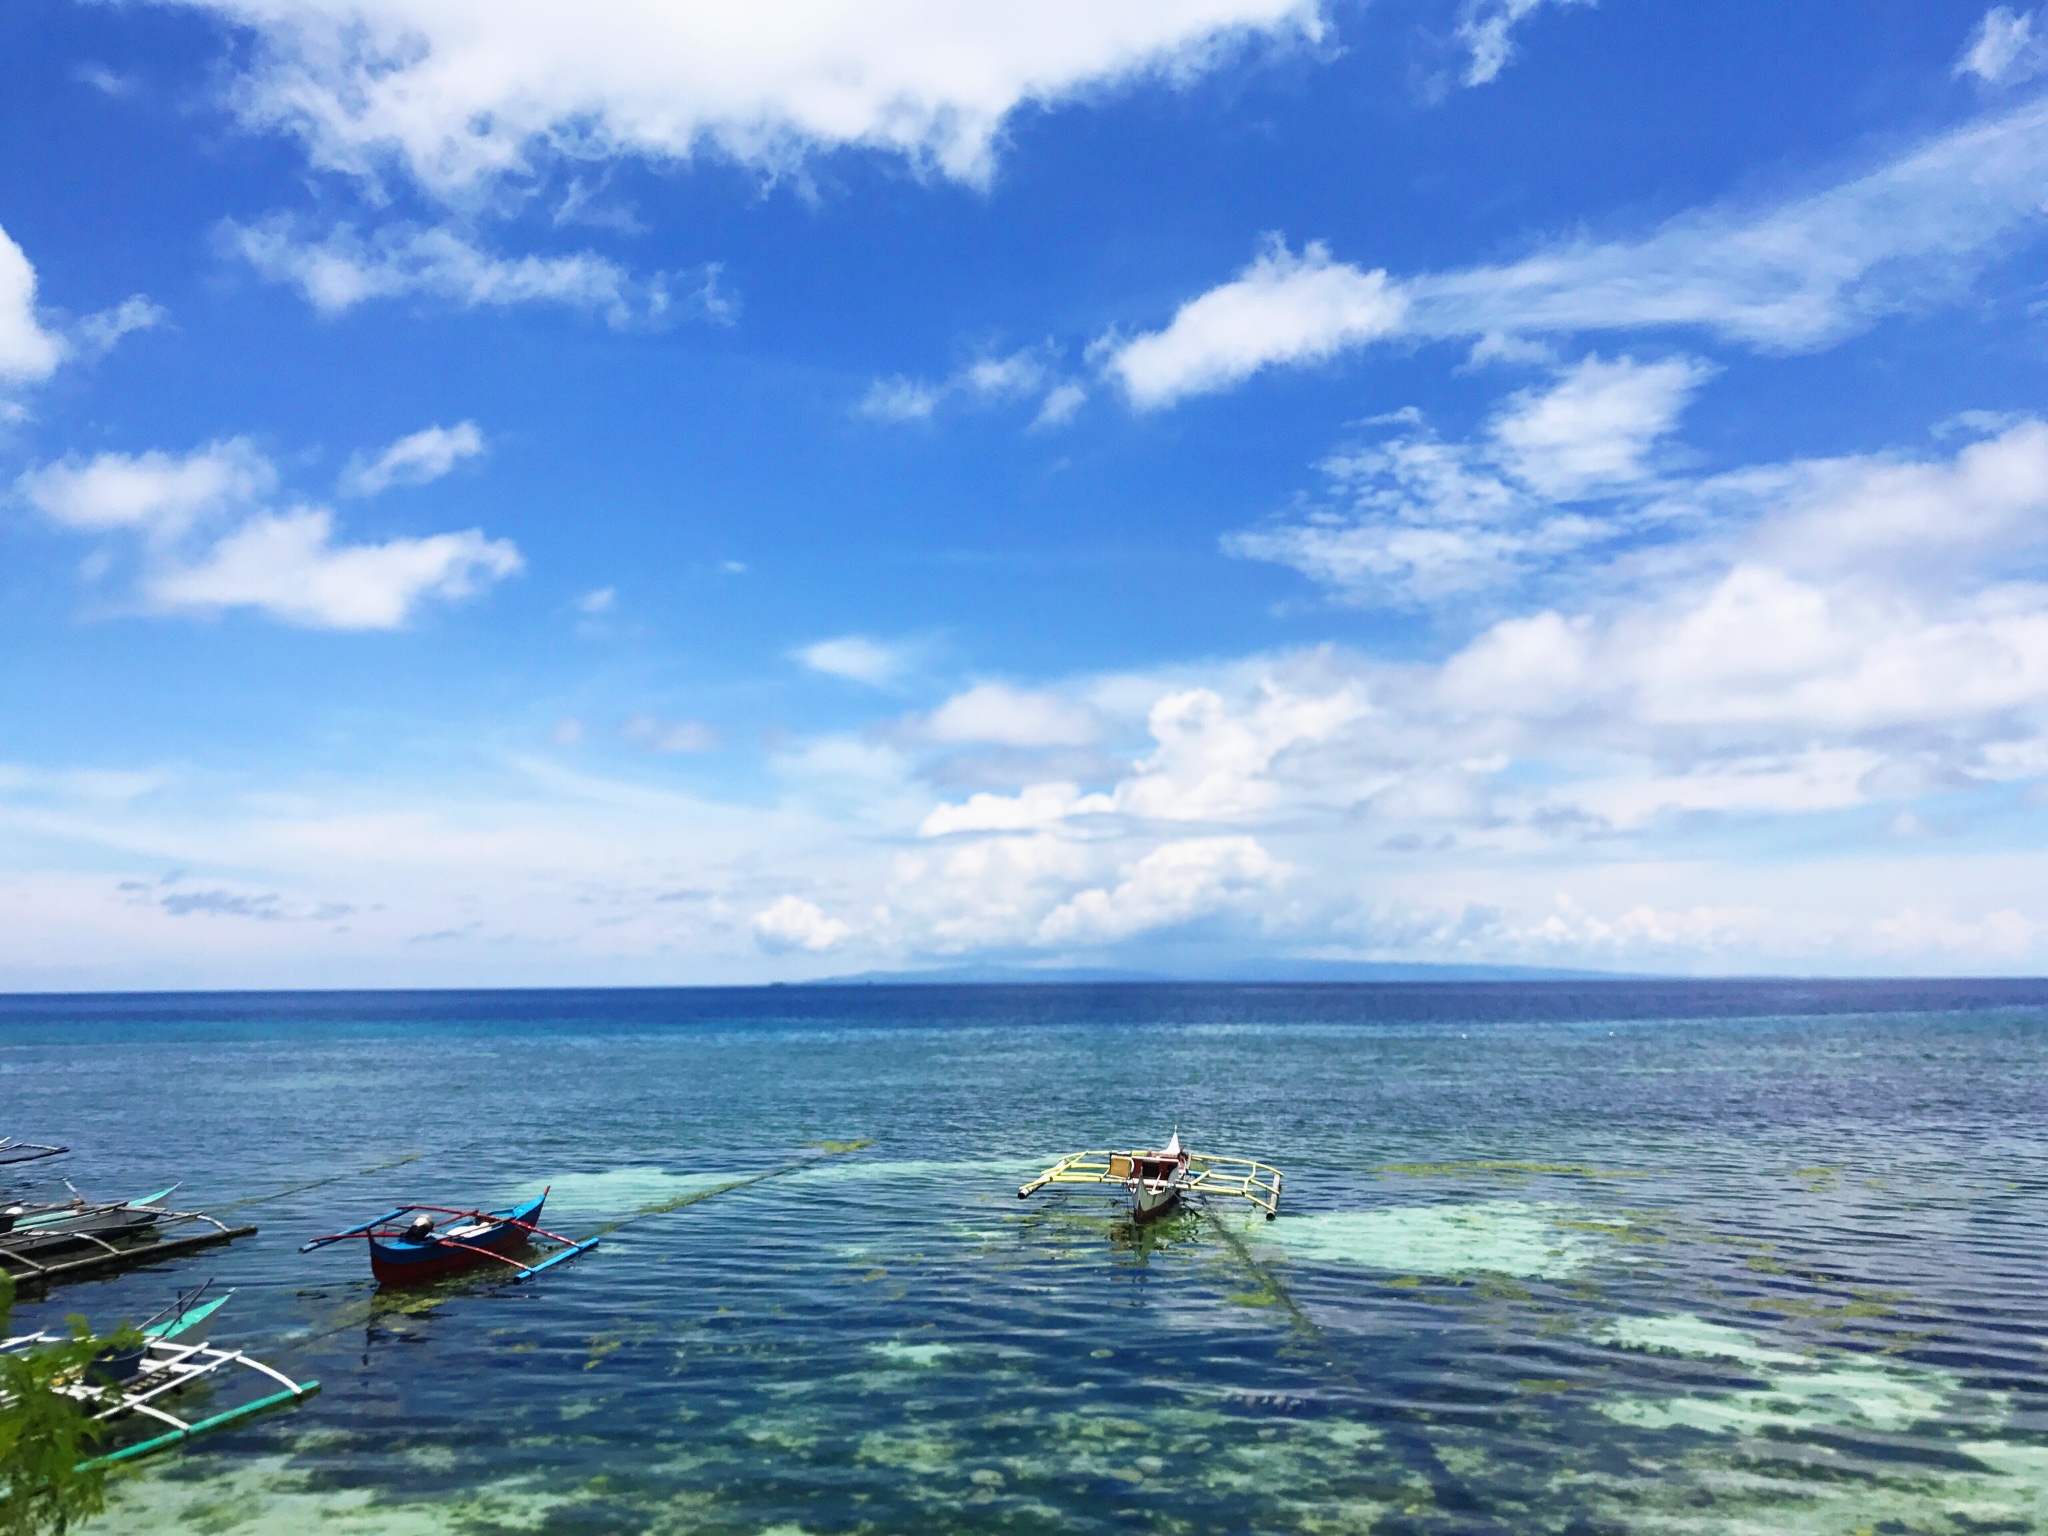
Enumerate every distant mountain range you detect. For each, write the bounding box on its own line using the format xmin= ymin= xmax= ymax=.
xmin=806 ymin=960 xmax=1632 ymax=985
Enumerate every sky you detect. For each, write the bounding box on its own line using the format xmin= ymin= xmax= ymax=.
xmin=5 ymin=1 xmax=2048 ymax=987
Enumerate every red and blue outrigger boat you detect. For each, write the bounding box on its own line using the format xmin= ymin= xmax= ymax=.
xmin=300 ymin=1190 xmax=598 ymax=1285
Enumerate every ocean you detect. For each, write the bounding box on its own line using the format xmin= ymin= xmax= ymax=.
xmin=2 ymin=980 xmax=2045 ymax=1533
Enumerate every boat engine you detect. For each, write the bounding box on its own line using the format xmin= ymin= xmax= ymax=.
xmin=401 ymin=1212 xmax=436 ymax=1242
xmin=0 ymin=1205 xmax=19 ymax=1234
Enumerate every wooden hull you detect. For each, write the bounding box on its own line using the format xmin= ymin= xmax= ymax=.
xmin=1130 ymin=1184 xmax=1183 ymax=1222
xmin=368 ymin=1194 xmax=543 ymax=1286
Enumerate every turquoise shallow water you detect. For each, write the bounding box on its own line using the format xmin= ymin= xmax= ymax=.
xmin=3 ymin=981 xmax=2047 ymax=1534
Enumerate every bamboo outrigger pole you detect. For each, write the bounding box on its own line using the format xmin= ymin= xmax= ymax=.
xmin=1019 ymin=1142 xmax=1283 ymax=1220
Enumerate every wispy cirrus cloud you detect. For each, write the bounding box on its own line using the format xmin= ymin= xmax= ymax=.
xmin=341 ymin=421 xmax=485 ymax=496
xmin=858 ymin=345 xmax=1087 ymax=428
xmin=1105 ymin=97 xmax=2048 ymax=405
xmin=224 ymin=216 xmax=732 ymax=327
xmin=1226 ymin=353 xmax=1711 ymax=602
xmin=1456 ymin=0 xmax=1594 ymax=87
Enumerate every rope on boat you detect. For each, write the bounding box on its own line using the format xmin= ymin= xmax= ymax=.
xmin=215 ymin=1148 xmax=432 ymax=1213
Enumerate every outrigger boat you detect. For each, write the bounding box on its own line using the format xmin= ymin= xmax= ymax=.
xmin=0 ymin=1137 xmax=67 ymax=1168
xmin=3 ymin=1286 xmax=319 ymax=1470
xmin=301 ymin=1190 xmax=599 ymax=1285
xmin=1018 ymin=1132 xmax=1283 ymax=1222
xmin=0 ymin=1185 xmax=255 ymax=1291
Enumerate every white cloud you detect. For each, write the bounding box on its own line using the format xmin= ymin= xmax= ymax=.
xmin=1456 ymin=0 xmax=1593 ymax=87
xmin=23 ymin=435 xmax=522 ymax=629
xmin=0 ymin=224 xmax=66 ymax=384
xmin=922 ymin=683 xmax=1101 ymax=748
xmin=343 ymin=421 xmax=485 ymax=496
xmin=226 ymin=216 xmax=718 ymax=326
xmin=17 ymin=440 xmax=274 ymax=537
xmin=174 ymin=0 xmax=1324 ymax=196
xmin=858 ymin=347 xmax=1083 ymax=428
xmin=1488 ymin=354 xmax=1710 ymax=497
xmin=751 ymin=894 xmax=850 ymax=952
xmin=1226 ymin=355 xmax=1705 ymax=602
xmin=798 ymin=635 xmax=912 ymax=687
xmin=77 ymin=295 xmax=168 ymax=357
xmin=578 ymin=587 xmax=617 ymax=614
xmin=622 ymin=716 xmax=720 ymax=753
xmin=1036 ymin=836 xmax=1284 ymax=944
xmin=76 ymin=63 xmax=138 ymax=97
xmin=857 ymin=377 xmax=940 ymax=423
xmin=1114 ymin=680 xmax=1372 ymax=820
xmin=1109 ymin=98 xmax=2048 ymax=404
xmin=1108 ymin=238 xmax=1406 ymax=408
xmin=1033 ymin=381 xmax=1089 ymax=429
xmin=920 ymin=669 xmax=1372 ymax=835
xmin=893 ymin=419 xmax=2048 ymax=973
xmin=1958 ymin=7 xmax=2047 ymax=84
xmin=145 ymin=508 xmax=522 ymax=629
xmin=920 ymin=783 xmax=1113 ymax=838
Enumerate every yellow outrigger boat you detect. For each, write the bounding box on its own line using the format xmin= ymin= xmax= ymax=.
xmin=1018 ymin=1132 xmax=1283 ymax=1222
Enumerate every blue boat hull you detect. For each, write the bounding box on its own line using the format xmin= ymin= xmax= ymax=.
xmin=368 ymin=1194 xmax=545 ymax=1285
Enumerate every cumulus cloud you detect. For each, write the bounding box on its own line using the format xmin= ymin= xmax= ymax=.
xmin=1227 ymin=355 xmax=1707 ymax=602
xmin=1108 ymin=238 xmax=1406 ymax=408
xmin=1958 ymin=7 xmax=2048 ymax=84
xmin=920 ymin=782 xmax=1114 ymax=838
xmin=225 ymin=216 xmax=724 ymax=326
xmin=17 ymin=440 xmax=274 ymax=537
xmin=1106 ymin=98 xmax=2048 ymax=404
xmin=145 ymin=508 xmax=521 ymax=629
xmin=1456 ymin=0 xmax=1593 ymax=87
xmin=21 ymin=437 xmax=521 ymax=628
xmin=172 ymin=0 xmax=1324 ymax=196
xmin=896 ymin=417 xmax=2048 ymax=973
xmin=1036 ymin=836 xmax=1284 ymax=943
xmin=342 ymin=421 xmax=485 ymax=496
xmin=751 ymin=894 xmax=850 ymax=952
xmin=798 ymin=635 xmax=913 ymax=687
xmin=0 ymin=224 xmax=67 ymax=384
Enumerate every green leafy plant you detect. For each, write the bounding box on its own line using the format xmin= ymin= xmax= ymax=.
xmin=0 ymin=1273 xmax=142 ymax=1536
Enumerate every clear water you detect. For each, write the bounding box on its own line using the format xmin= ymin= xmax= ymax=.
xmin=3 ymin=981 xmax=2047 ymax=1534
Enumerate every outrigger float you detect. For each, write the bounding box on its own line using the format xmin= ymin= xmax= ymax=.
xmin=3 ymin=1286 xmax=319 ymax=1471
xmin=1019 ymin=1133 xmax=1283 ymax=1222
xmin=302 ymin=1189 xmax=599 ymax=1285
xmin=0 ymin=1185 xmax=256 ymax=1292
xmin=0 ymin=1137 xmax=67 ymax=1168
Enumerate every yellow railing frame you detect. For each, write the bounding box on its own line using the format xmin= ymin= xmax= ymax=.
xmin=1018 ymin=1150 xmax=1283 ymax=1217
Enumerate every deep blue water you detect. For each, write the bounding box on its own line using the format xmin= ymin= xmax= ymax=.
xmin=4 ymin=981 xmax=2047 ymax=1534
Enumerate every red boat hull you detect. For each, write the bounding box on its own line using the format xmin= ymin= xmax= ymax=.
xmin=366 ymin=1195 xmax=542 ymax=1285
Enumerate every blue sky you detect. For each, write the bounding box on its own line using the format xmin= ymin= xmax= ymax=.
xmin=5 ymin=0 xmax=2048 ymax=986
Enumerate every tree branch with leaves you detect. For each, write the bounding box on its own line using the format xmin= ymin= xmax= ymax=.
xmin=0 ymin=1274 xmax=141 ymax=1536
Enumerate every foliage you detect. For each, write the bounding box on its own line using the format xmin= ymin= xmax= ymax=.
xmin=0 ymin=1273 xmax=142 ymax=1536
